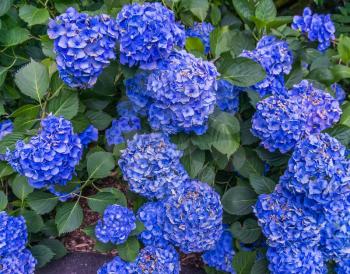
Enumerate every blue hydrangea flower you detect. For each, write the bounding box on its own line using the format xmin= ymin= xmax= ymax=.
xmin=48 ymin=185 xmax=79 ymax=202
xmin=135 ymin=245 xmax=180 ymax=274
xmin=78 ymin=125 xmax=98 ymax=147
xmin=147 ymin=50 xmax=218 ymax=135
xmin=0 ymin=212 xmax=28 ymax=257
xmin=240 ymin=36 xmax=293 ymax=97
xmin=254 ymin=185 xmax=324 ymax=248
xmin=163 ymin=180 xmax=223 ymax=253
xmin=216 ymin=79 xmax=243 ymax=114
xmin=119 ymin=133 xmax=188 ymax=200
xmin=125 ymin=72 xmax=152 ymax=116
xmin=95 ymin=204 xmax=136 ymax=245
xmin=292 ymin=7 xmax=335 ymax=51
xmin=6 ymin=115 xmax=83 ymax=189
xmin=116 ymin=101 xmax=137 ymax=117
xmin=280 ymin=133 xmax=350 ymax=205
xmin=0 ymin=120 xmax=13 ymax=141
xmin=97 ymin=256 xmax=138 ymax=274
xmin=202 ymin=226 xmax=235 ymax=273
xmin=47 ymin=7 xmax=118 ymax=88
xmin=251 ymin=94 xmax=307 ymax=153
xmin=186 ymin=22 xmax=214 ymax=54
xmin=266 ymin=245 xmax=327 ymax=274
xmin=336 ymin=258 xmax=350 ymax=274
xmin=136 ymin=201 xmax=168 ymax=247
xmin=105 ymin=115 xmax=141 ymax=146
xmin=116 ymin=2 xmax=185 ymax=69
xmin=332 ymin=83 xmax=347 ymax=104
xmin=0 ymin=249 xmax=37 ymax=274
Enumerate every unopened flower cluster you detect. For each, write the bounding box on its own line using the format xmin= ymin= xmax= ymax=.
xmin=0 ymin=212 xmax=36 ymax=274
xmin=292 ymin=7 xmax=335 ymax=51
xmin=186 ymin=22 xmax=214 ymax=54
xmin=78 ymin=125 xmax=98 ymax=147
xmin=240 ymin=35 xmax=293 ymax=97
xmin=47 ymin=7 xmax=118 ymax=88
xmin=252 ymin=80 xmax=341 ymax=153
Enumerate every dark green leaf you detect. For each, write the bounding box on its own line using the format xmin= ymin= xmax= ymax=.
xmin=27 ymin=191 xmax=59 ymax=214
xmin=0 ymin=162 xmax=13 ymax=178
xmin=331 ymin=65 xmax=350 ymax=82
xmin=326 ymin=125 xmax=350 ymax=146
xmin=251 ymin=259 xmax=269 ymax=274
xmin=86 ymin=110 xmax=112 ymax=130
xmin=221 ymin=186 xmax=257 ymax=215
xmin=255 ymin=147 xmax=289 ymax=167
xmin=31 ymin=245 xmax=55 ymax=268
xmin=232 ymin=0 xmax=254 ymax=21
xmin=233 ymin=251 xmax=256 ymax=274
xmin=22 ymin=209 xmax=44 ymax=233
xmin=181 ymin=147 xmax=205 ymax=177
xmin=183 ymin=0 xmax=209 ymax=21
xmin=48 ymin=89 xmax=79 ymax=119
xmin=255 ymin=0 xmax=276 ymax=22
xmin=40 ymin=239 xmax=67 ymax=260
xmin=249 ymin=174 xmax=276 ymax=194
xmin=101 ymin=187 xmax=127 ymax=207
xmin=87 ymin=151 xmax=115 ymax=179
xmin=9 ymin=175 xmax=34 ymax=201
xmin=231 ymin=219 xmax=261 ymax=244
xmin=198 ymin=164 xmax=216 ymax=185
xmin=19 ymin=5 xmax=49 ymax=26
xmin=0 ymin=0 xmax=12 ymax=16
xmin=0 ymin=27 xmax=30 ymax=47
xmin=0 ymin=191 xmax=7 ymax=210
xmin=340 ymin=102 xmax=350 ymax=127
xmin=116 ymin=237 xmax=140 ymax=262
xmin=55 ymin=202 xmax=83 ymax=235
xmin=87 ymin=192 xmax=117 ymax=214
xmin=232 ymin=147 xmax=264 ymax=178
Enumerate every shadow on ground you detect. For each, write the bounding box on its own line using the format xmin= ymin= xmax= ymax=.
xmin=36 ymin=253 xmax=206 ymax=274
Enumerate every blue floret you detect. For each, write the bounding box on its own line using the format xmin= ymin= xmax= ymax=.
xmin=332 ymin=83 xmax=347 ymax=104
xmin=97 ymin=256 xmax=138 ymax=274
xmin=216 ymin=79 xmax=242 ymax=114
xmin=0 ymin=249 xmax=37 ymax=274
xmin=105 ymin=115 xmax=141 ymax=146
xmin=0 ymin=120 xmax=13 ymax=141
xmin=78 ymin=125 xmax=98 ymax=147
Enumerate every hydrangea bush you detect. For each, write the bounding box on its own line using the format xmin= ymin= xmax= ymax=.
xmin=0 ymin=0 xmax=349 ymax=273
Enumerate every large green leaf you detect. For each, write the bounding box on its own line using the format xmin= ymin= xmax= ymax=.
xmin=0 ymin=191 xmax=7 ymax=210
xmin=251 ymin=259 xmax=269 ymax=274
xmin=31 ymin=244 xmax=55 ymax=268
xmin=9 ymin=175 xmax=34 ymax=201
xmin=86 ymin=110 xmax=112 ymax=130
xmin=221 ymin=186 xmax=257 ymax=215
xmin=0 ymin=27 xmax=30 ymax=47
xmin=87 ymin=151 xmax=115 ymax=179
xmin=40 ymin=239 xmax=67 ymax=260
xmin=22 ymin=209 xmax=44 ymax=233
xmin=340 ymin=102 xmax=350 ymax=127
xmin=0 ymin=132 xmax=25 ymax=154
xmin=15 ymin=59 xmax=49 ymax=102
xmin=249 ymin=174 xmax=276 ymax=194
xmin=232 ymin=0 xmax=255 ymax=21
xmin=233 ymin=147 xmax=264 ymax=178
xmin=48 ymin=89 xmax=79 ymax=119
xmin=19 ymin=5 xmax=49 ymax=26
xmin=231 ymin=219 xmax=261 ymax=244
xmin=233 ymin=251 xmax=256 ymax=274
xmin=0 ymin=162 xmax=14 ymax=178
xmin=338 ymin=35 xmax=350 ymax=64
xmin=27 ymin=191 xmax=59 ymax=214
xmin=255 ymin=0 xmax=276 ymax=22
xmin=55 ymin=202 xmax=83 ymax=235
xmin=183 ymin=0 xmax=209 ymax=21
xmin=116 ymin=237 xmax=140 ymax=262
xmin=87 ymin=192 xmax=117 ymax=214
xmin=0 ymin=0 xmax=13 ymax=16
xmin=181 ymin=147 xmax=205 ymax=178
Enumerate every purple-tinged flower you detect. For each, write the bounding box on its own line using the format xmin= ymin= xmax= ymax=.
xmin=78 ymin=125 xmax=98 ymax=147
xmin=292 ymin=7 xmax=335 ymax=51
xmin=97 ymin=256 xmax=138 ymax=274
xmin=186 ymin=22 xmax=214 ymax=54
xmin=95 ymin=204 xmax=136 ymax=245
xmin=105 ymin=115 xmax=141 ymax=146
xmin=116 ymin=2 xmax=185 ymax=69
xmin=116 ymin=101 xmax=137 ymax=117
xmin=0 ymin=249 xmax=37 ymax=274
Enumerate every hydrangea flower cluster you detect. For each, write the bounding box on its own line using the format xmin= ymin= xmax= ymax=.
xmin=95 ymin=204 xmax=136 ymax=245
xmin=146 ymin=50 xmax=218 ymax=135
xmin=240 ymin=36 xmax=293 ymax=97
xmin=116 ymin=2 xmax=185 ymax=69
xmin=266 ymin=245 xmax=327 ymax=274
xmin=292 ymin=7 xmax=335 ymax=51
xmin=47 ymin=7 xmax=118 ymax=88
xmin=280 ymin=133 xmax=350 ymax=205
xmin=251 ymin=80 xmax=341 ymax=153
xmin=216 ymin=79 xmax=243 ymax=114
xmin=78 ymin=125 xmax=98 ymax=147
xmin=332 ymin=83 xmax=347 ymax=104
xmin=186 ymin=22 xmax=214 ymax=54
xmin=136 ymin=201 xmax=168 ymax=247
xmin=97 ymin=256 xmax=137 ymax=274
xmin=202 ymin=226 xmax=235 ymax=273
xmin=0 ymin=212 xmax=36 ymax=274
xmin=135 ymin=245 xmax=180 ymax=273
xmin=163 ymin=180 xmax=223 ymax=253
xmin=254 ymin=185 xmax=324 ymax=248
xmin=116 ymin=101 xmax=137 ymax=117
xmin=105 ymin=115 xmax=141 ymax=146
xmin=119 ymin=133 xmax=188 ymax=199
xmin=0 ymin=120 xmax=13 ymax=141
xmin=6 ymin=115 xmax=82 ymax=189
xmin=0 ymin=248 xmax=37 ymax=274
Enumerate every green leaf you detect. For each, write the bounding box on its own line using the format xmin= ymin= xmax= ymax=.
xmin=232 ymin=0 xmax=255 ymax=21
xmin=87 ymin=192 xmax=117 ymax=214
xmin=326 ymin=125 xmax=350 ymax=146
xmin=231 ymin=219 xmax=261 ymax=244
xmin=22 ymin=209 xmax=44 ymax=233
xmin=9 ymin=175 xmax=34 ymax=201
xmin=31 ymin=244 xmax=55 ymax=268
xmin=0 ymin=132 xmax=25 ymax=154
xmin=210 ymin=4 xmax=221 ymax=25
xmin=0 ymin=0 xmax=12 ymax=16
xmin=101 ymin=187 xmax=127 ymax=207
xmin=340 ymin=102 xmax=350 ymax=127
xmin=183 ymin=0 xmax=209 ymax=21
xmin=249 ymin=174 xmax=276 ymax=194
xmin=15 ymin=59 xmax=49 ymax=102
xmin=198 ymin=164 xmax=216 ymax=185
xmin=48 ymin=89 xmax=79 ymax=119
xmin=27 ymin=191 xmax=59 ymax=214
xmin=233 ymin=148 xmax=264 ymax=178
xmin=116 ymin=237 xmax=140 ymax=262
xmin=221 ymin=57 xmax=266 ymax=87
xmin=19 ymin=5 xmax=49 ymax=26
xmin=251 ymin=259 xmax=269 ymax=274
xmin=338 ymin=35 xmax=350 ymax=64
xmin=55 ymin=202 xmax=83 ymax=235
xmin=0 ymin=191 xmax=7 ymax=210
xmin=181 ymin=147 xmax=205 ymax=177
xmin=0 ymin=66 xmax=8 ymax=87
xmin=185 ymin=37 xmax=205 ymax=53
xmin=221 ymin=186 xmax=257 ymax=215
xmin=11 ymin=104 xmax=40 ymax=118
xmin=86 ymin=110 xmax=112 ymax=130
xmin=87 ymin=151 xmax=115 ymax=179
xmin=255 ymin=0 xmax=276 ymax=22
xmin=233 ymin=251 xmax=256 ymax=274
xmin=255 ymin=147 xmax=289 ymax=167
xmin=0 ymin=27 xmax=30 ymax=47
xmin=331 ymin=65 xmax=350 ymax=82
xmin=0 ymin=162 xmax=13 ymax=178
xmin=130 ymin=221 xmax=145 ymax=237
xmin=40 ymin=239 xmax=67 ymax=260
